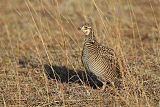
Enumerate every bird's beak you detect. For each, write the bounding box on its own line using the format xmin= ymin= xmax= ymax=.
xmin=78 ymin=27 xmax=81 ymax=30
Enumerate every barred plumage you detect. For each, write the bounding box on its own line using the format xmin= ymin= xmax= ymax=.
xmin=79 ymin=23 xmax=122 ymax=90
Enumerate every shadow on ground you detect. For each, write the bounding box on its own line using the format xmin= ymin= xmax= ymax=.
xmin=44 ymin=64 xmax=104 ymax=89
xmin=18 ymin=56 xmax=103 ymax=89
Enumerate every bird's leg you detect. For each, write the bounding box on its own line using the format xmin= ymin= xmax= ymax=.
xmin=102 ymin=82 xmax=107 ymax=91
xmin=110 ymin=81 xmax=115 ymax=88
xmin=101 ymin=81 xmax=115 ymax=92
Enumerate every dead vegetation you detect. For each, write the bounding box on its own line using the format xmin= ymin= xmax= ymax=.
xmin=0 ymin=0 xmax=160 ymax=106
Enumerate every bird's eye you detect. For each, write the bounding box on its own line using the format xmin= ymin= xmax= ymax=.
xmin=84 ymin=26 xmax=88 ymax=29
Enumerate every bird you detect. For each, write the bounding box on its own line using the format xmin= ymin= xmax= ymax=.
xmin=78 ymin=23 xmax=122 ymax=90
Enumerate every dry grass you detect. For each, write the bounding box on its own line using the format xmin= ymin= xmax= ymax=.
xmin=0 ymin=0 xmax=160 ymax=107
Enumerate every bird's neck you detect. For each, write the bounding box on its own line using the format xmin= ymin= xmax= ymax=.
xmin=85 ymin=30 xmax=97 ymax=43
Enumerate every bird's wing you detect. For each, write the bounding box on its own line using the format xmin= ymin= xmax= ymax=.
xmin=99 ymin=45 xmax=116 ymax=60
xmin=98 ymin=45 xmax=120 ymax=71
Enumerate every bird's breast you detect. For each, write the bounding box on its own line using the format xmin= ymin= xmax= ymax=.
xmin=82 ymin=45 xmax=106 ymax=76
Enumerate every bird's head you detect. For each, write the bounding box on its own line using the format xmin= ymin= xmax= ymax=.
xmin=78 ymin=23 xmax=92 ymax=36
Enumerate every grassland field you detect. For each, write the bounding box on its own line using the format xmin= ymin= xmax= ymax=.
xmin=0 ymin=0 xmax=160 ymax=107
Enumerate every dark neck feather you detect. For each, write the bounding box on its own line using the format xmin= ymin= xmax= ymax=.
xmin=85 ymin=30 xmax=96 ymax=43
